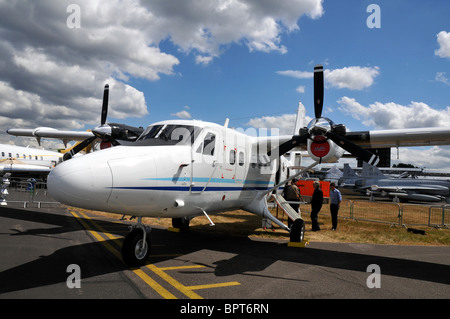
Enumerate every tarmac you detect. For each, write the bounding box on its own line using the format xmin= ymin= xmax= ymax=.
xmin=1 ymin=204 xmax=449 ymax=300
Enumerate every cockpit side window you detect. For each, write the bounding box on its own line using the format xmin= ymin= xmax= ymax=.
xmin=202 ymin=133 xmax=215 ymax=156
xmin=136 ymin=125 xmax=201 ymax=146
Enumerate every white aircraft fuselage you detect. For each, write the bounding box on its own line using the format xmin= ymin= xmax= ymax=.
xmin=0 ymin=144 xmax=63 ymax=175
xmin=48 ymin=120 xmax=288 ymax=219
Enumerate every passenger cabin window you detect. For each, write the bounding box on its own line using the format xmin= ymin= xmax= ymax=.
xmin=202 ymin=133 xmax=215 ymax=156
xmin=229 ymin=149 xmax=236 ymax=165
xmin=1 ymin=152 xmax=4 ymax=157
xmin=239 ymin=152 xmax=245 ymax=166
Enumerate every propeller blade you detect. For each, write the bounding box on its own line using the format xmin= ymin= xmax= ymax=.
xmin=268 ymin=134 xmax=309 ymax=157
xmin=101 ymin=84 xmax=109 ymax=125
xmin=325 ymin=131 xmax=379 ymax=166
xmin=314 ymin=64 xmax=324 ymax=119
xmin=63 ymin=136 xmax=97 ymax=161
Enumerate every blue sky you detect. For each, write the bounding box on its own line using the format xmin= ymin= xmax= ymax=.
xmin=0 ymin=0 xmax=449 ymax=168
xmin=126 ymin=0 xmax=450 ymax=133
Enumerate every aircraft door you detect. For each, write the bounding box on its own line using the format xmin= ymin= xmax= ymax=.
xmin=191 ymin=128 xmax=220 ymax=193
xmin=234 ymin=135 xmax=246 ymax=183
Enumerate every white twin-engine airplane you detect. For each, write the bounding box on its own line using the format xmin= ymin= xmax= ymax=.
xmin=8 ymin=65 xmax=450 ymax=266
xmin=0 ymin=144 xmax=63 ymax=176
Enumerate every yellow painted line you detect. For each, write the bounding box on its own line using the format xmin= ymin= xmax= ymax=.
xmin=133 ymin=269 xmax=177 ymax=299
xmin=70 ymin=211 xmax=177 ymax=299
xmin=287 ymin=240 xmax=309 ymax=248
xmin=146 ymin=264 xmax=203 ymax=299
xmin=187 ymin=282 xmax=241 ymax=290
xmin=77 ymin=211 xmax=121 ymax=240
xmin=70 ymin=211 xmax=122 ymax=259
xmin=71 ymin=210 xmax=241 ymax=300
xmin=152 ymin=265 xmax=240 ymax=293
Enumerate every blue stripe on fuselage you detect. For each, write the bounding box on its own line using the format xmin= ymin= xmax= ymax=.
xmin=108 ymin=186 xmax=271 ymax=191
xmin=140 ymin=177 xmax=274 ymax=185
xmin=109 ymin=177 xmax=275 ymax=192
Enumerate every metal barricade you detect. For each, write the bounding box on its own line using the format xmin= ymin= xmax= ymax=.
xmin=401 ymin=203 xmax=431 ymax=227
xmin=1 ymin=179 xmax=59 ymax=208
xmin=351 ymin=200 xmax=401 ymax=226
xmin=271 ymin=196 xmax=449 ymax=229
xmin=428 ymin=205 xmax=449 ymax=228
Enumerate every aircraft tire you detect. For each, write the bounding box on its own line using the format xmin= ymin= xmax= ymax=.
xmin=288 ymin=218 xmax=293 ymax=229
xmin=290 ymin=219 xmax=305 ymax=243
xmin=122 ymin=229 xmax=151 ymax=267
xmin=172 ymin=217 xmax=190 ymax=231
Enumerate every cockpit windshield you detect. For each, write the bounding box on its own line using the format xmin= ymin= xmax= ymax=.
xmin=135 ymin=124 xmax=201 ymax=146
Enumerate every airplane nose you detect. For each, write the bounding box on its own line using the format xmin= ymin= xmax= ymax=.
xmin=48 ymin=156 xmax=112 ymax=209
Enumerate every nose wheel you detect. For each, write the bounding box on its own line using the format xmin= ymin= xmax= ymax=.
xmin=122 ymin=217 xmax=151 ymax=267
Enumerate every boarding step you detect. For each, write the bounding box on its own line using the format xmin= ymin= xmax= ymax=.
xmin=271 ymin=194 xmax=302 ymax=221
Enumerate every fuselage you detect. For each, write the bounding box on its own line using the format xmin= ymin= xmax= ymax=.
xmin=48 ymin=120 xmax=289 ymax=218
xmin=0 ymin=144 xmax=63 ymax=175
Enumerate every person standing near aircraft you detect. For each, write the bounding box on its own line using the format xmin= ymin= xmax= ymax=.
xmin=310 ymin=181 xmax=323 ymax=231
xmin=329 ymin=182 xmax=342 ymax=230
xmin=283 ymin=179 xmax=301 ymax=212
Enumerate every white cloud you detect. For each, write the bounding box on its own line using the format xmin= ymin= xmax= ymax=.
xmin=436 ymin=72 xmax=450 ymax=86
xmin=171 ymin=110 xmax=192 ymax=119
xmin=195 ymin=55 xmax=214 ymax=66
xmin=276 ymin=70 xmax=313 ymax=79
xmin=435 ymin=31 xmax=450 ymax=58
xmin=338 ymin=97 xmax=450 ymax=129
xmin=296 ymin=85 xmax=306 ymax=93
xmin=392 ymin=146 xmax=450 ymax=170
xmin=324 ymin=66 xmax=379 ymax=90
xmin=246 ymin=112 xmax=313 ymax=135
xmin=277 ymin=66 xmax=380 ymax=91
xmin=140 ymin=0 xmax=324 ymax=56
xmin=0 ymin=0 xmax=324 ymax=132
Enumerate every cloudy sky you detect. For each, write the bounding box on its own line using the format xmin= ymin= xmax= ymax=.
xmin=0 ymin=0 xmax=449 ymax=169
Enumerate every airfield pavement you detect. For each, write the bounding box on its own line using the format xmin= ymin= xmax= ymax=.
xmin=0 ymin=205 xmax=449 ymax=304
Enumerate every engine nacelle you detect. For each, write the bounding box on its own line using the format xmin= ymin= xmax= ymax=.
xmin=307 ymin=136 xmax=345 ymax=163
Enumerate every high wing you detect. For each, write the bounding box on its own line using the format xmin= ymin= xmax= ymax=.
xmin=6 ymin=85 xmax=143 ymax=158
xmin=7 ymin=127 xmax=94 ymax=145
xmin=346 ymin=127 xmax=450 ymax=148
xmin=264 ymin=126 xmax=450 ymax=160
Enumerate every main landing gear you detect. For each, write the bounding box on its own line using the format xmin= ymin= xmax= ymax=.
xmin=289 ymin=218 xmax=305 ymax=243
xmin=122 ymin=217 xmax=151 ymax=267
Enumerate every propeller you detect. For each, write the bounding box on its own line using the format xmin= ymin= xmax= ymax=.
xmin=62 ymin=136 xmax=97 ymax=161
xmin=270 ymin=64 xmax=379 ymax=166
xmin=314 ymin=64 xmax=324 ymax=119
xmin=63 ymin=84 xmax=143 ymax=161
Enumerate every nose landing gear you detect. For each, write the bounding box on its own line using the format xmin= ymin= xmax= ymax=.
xmin=122 ymin=217 xmax=151 ymax=267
